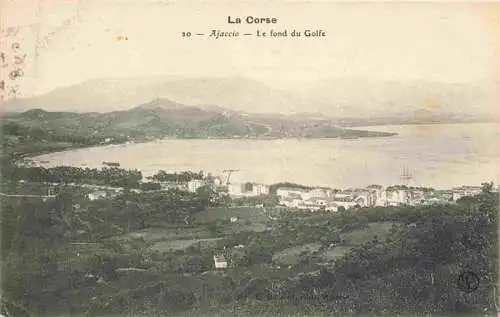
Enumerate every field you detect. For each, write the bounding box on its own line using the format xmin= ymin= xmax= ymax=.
xmin=320 ymin=246 xmax=352 ymax=261
xmin=124 ymin=226 xmax=212 ymax=242
xmin=194 ymin=206 xmax=270 ymax=224
xmin=151 ymin=238 xmax=222 ymax=252
xmin=272 ymin=243 xmax=323 ymax=265
xmin=270 ymin=221 xmax=397 ymax=266
xmin=119 ymin=207 xmax=272 ymax=253
xmin=341 ymin=221 xmax=396 ymax=245
xmin=194 ymin=206 xmax=271 ymax=233
xmin=117 ymin=213 xmax=397 ymax=273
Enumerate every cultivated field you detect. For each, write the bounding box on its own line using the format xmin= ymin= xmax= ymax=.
xmin=341 ymin=221 xmax=395 ymax=245
xmin=194 ymin=206 xmax=270 ymax=224
xmin=272 ymin=243 xmax=323 ymax=265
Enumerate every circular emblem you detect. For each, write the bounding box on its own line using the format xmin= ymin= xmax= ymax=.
xmin=457 ymin=271 xmax=479 ymax=293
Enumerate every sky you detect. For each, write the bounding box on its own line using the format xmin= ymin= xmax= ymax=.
xmin=1 ymin=0 xmax=500 ymax=97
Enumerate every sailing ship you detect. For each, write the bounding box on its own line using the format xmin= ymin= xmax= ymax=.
xmin=400 ymin=166 xmax=413 ymax=186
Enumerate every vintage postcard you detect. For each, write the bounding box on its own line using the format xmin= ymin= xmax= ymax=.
xmin=1 ymin=1 xmax=499 ymax=316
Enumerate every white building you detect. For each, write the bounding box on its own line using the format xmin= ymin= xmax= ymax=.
xmin=353 ymin=195 xmax=368 ymax=207
xmin=159 ymin=182 xmax=187 ymax=191
xmin=380 ymin=188 xmax=411 ymax=206
xmin=462 ymin=186 xmax=483 ymax=196
xmin=332 ymin=197 xmax=359 ymax=209
xmin=375 ymin=190 xmax=388 ymax=207
xmin=279 ymin=197 xmax=299 ymax=208
xmin=228 ymin=183 xmax=270 ymax=197
xmin=332 ymin=193 xmax=353 ymax=200
xmin=213 ymin=254 xmax=228 ymax=269
xmin=302 ymin=188 xmax=329 ymax=200
xmin=213 ymin=177 xmax=223 ymax=188
xmin=88 ymin=190 xmax=107 ymax=201
xmin=325 ymin=203 xmax=339 ymax=212
xmin=452 ymin=186 xmax=483 ymax=198
xmin=283 ymin=197 xmax=333 ymax=212
xmin=452 ymin=191 xmax=464 ymax=201
xmin=188 ymin=179 xmax=207 ymax=193
xmin=252 ymin=183 xmax=270 ymax=196
xmin=305 ymin=197 xmax=328 ymax=207
xmin=276 ymin=187 xmax=309 ymax=199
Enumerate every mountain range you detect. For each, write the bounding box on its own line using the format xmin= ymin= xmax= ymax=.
xmin=2 ymin=76 xmax=497 ymax=122
xmin=3 ymin=98 xmax=396 ymax=141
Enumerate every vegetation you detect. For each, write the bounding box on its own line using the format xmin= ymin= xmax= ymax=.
xmin=232 ymin=194 xmax=279 ymax=207
xmin=1 ymin=180 xmax=497 ymax=316
xmin=0 ymin=124 xmax=497 ymax=316
xmin=2 ymin=106 xmax=396 ymax=146
xmin=1 ymin=120 xmax=126 ymax=162
xmin=4 ymin=165 xmax=143 ymax=188
xmin=148 ymin=170 xmax=205 ymax=182
xmin=269 ymin=183 xmax=313 ymax=195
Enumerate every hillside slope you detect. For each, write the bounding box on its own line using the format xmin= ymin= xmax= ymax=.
xmin=3 ymin=98 xmax=396 ymax=141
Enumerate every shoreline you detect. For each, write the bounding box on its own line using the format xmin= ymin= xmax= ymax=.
xmin=21 ymin=120 xmax=497 ymax=165
xmin=15 ymin=122 xmax=499 ymax=191
xmin=23 ymin=133 xmax=398 ymax=162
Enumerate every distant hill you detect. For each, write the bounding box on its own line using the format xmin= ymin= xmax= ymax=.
xmin=2 ymin=76 xmax=325 ymax=114
xmin=3 ymin=76 xmax=497 ymax=121
xmin=3 ymin=98 xmax=396 ymax=141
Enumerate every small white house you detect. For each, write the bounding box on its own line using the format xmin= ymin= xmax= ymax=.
xmin=230 ymin=217 xmax=238 ymax=223
xmin=325 ymin=203 xmax=339 ymax=212
xmin=252 ymin=183 xmax=270 ymax=196
xmin=302 ymin=188 xmax=329 ymax=200
xmin=452 ymin=192 xmax=464 ymax=201
xmin=213 ymin=177 xmax=223 ymax=188
xmin=276 ymin=187 xmax=308 ymax=199
xmin=88 ymin=190 xmax=107 ymax=201
xmin=188 ymin=179 xmax=207 ymax=193
xmin=213 ymin=254 xmax=228 ymax=269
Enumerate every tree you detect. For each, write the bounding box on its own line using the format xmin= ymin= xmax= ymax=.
xmin=196 ymin=185 xmax=221 ymax=207
xmin=231 ymin=249 xmax=250 ymax=267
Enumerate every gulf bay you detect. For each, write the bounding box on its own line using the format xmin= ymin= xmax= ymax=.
xmin=32 ymin=123 xmax=500 ymax=189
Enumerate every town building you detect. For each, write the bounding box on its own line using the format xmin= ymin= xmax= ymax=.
xmin=301 ymin=188 xmax=329 ymax=200
xmin=304 ymin=197 xmax=329 ymax=208
xmin=187 ymin=179 xmax=207 ymax=193
xmin=380 ymin=188 xmax=412 ymax=206
xmin=213 ymin=254 xmax=228 ymax=269
xmin=452 ymin=191 xmax=465 ymax=201
xmin=88 ymin=190 xmax=107 ymax=201
xmin=279 ymin=197 xmax=303 ymax=208
xmin=157 ymin=181 xmax=188 ymax=191
xmin=228 ymin=182 xmax=270 ymax=197
xmin=325 ymin=203 xmax=340 ymax=212
xmin=451 ymin=186 xmax=483 ymax=200
xmin=252 ymin=183 xmax=270 ymax=196
xmin=331 ymin=197 xmax=359 ymax=209
xmin=213 ymin=177 xmax=223 ymax=188
xmin=276 ymin=187 xmax=309 ymax=199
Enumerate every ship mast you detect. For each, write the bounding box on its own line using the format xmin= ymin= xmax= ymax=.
xmin=400 ymin=165 xmax=413 ymax=186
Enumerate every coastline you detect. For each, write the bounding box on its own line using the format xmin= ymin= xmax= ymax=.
xmin=17 ymin=122 xmax=499 ymax=191
xmin=23 ymin=133 xmax=398 ymax=163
